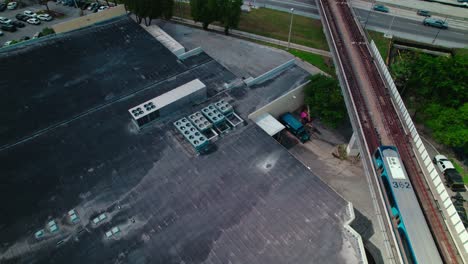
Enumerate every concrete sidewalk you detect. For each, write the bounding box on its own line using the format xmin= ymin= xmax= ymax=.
xmin=171 ymin=17 xmax=332 ymax=57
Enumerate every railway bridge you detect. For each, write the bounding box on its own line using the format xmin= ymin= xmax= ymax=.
xmin=314 ymin=0 xmax=468 ymax=263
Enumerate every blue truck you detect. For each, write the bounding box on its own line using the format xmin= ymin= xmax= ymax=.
xmin=280 ymin=113 xmax=310 ymax=143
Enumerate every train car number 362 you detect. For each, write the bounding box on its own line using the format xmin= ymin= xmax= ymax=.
xmin=392 ymin=182 xmax=411 ymax=189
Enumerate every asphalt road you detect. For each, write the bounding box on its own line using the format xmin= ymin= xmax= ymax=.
xmin=354 ymin=8 xmax=468 ymax=47
xmin=248 ymin=0 xmax=468 ymax=47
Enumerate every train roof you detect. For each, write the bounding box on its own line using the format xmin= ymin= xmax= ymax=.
xmin=381 ymin=147 xmax=443 ymax=264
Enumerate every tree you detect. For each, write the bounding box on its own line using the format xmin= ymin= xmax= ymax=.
xmin=423 ymin=103 xmax=468 ymax=150
xmin=392 ymin=50 xmax=468 ymax=154
xmin=190 ymin=0 xmax=219 ymax=30
xmin=304 ymin=74 xmax=347 ymax=128
xmin=122 ymin=0 xmax=174 ymax=25
xmin=392 ymin=52 xmax=468 ymax=112
xmin=39 ymin=0 xmax=50 ymax=12
xmin=219 ymin=0 xmax=242 ymax=35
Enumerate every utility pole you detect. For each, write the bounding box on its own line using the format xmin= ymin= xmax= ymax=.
xmin=287 ymin=8 xmax=294 ymax=50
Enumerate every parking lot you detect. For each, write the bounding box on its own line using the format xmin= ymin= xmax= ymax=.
xmin=0 ymin=1 xmax=84 ymax=45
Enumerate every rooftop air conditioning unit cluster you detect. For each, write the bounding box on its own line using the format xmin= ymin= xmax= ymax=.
xmin=214 ymin=99 xmax=233 ymax=115
xmin=201 ymin=104 xmax=225 ymax=125
xmin=174 ymin=117 xmax=209 ymax=151
xmin=129 ymin=100 xmax=160 ymax=128
xmin=188 ymin=111 xmax=212 ymax=132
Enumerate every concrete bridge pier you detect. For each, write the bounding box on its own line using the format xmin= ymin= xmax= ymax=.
xmin=347 ymin=132 xmax=360 ymax=156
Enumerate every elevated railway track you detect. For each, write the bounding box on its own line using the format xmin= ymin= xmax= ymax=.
xmin=316 ymin=0 xmax=461 ymax=262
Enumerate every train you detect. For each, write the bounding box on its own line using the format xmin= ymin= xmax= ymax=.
xmin=373 ymin=146 xmax=443 ymax=264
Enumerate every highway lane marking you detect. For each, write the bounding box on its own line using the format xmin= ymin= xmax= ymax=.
xmin=451 ymin=32 xmax=465 ymax=36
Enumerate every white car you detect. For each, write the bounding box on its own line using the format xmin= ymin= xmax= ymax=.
xmin=433 ymin=155 xmax=455 ymax=173
xmin=27 ymin=18 xmax=41 ymax=25
xmin=7 ymin=2 xmax=17 ymax=10
xmin=24 ymin=10 xmax=38 ymax=18
xmin=98 ymin=5 xmax=109 ymax=12
xmin=3 ymin=40 xmax=12 ymax=47
xmin=37 ymin=14 xmax=53 ymax=21
xmin=0 ymin=30 xmax=3 ymax=36
xmin=0 ymin=17 xmax=12 ymax=25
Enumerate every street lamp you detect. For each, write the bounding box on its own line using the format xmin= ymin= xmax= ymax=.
xmin=287 ymin=8 xmax=294 ymax=50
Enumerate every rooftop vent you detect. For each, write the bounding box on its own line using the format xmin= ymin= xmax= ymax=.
xmin=174 ymin=117 xmax=209 ymax=151
xmin=201 ymin=104 xmax=226 ymax=125
xmin=214 ymin=99 xmax=233 ymax=115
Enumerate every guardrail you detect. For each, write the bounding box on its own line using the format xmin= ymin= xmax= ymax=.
xmin=369 ymin=40 xmax=468 ymax=262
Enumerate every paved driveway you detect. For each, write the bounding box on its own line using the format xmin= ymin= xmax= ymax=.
xmin=0 ymin=2 xmax=84 ymax=45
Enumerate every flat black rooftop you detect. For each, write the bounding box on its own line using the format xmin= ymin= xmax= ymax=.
xmin=0 ymin=16 xmax=361 ymax=263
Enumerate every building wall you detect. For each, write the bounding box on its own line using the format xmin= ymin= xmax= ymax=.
xmin=52 ymin=5 xmax=127 ymax=34
xmin=248 ymin=81 xmax=309 ymax=121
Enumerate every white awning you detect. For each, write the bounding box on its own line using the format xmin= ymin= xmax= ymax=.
xmin=254 ymin=113 xmax=285 ymax=136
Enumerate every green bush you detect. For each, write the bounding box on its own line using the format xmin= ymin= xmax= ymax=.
xmin=304 ymin=74 xmax=347 ymax=128
xmin=41 ymin=27 xmax=55 ymax=36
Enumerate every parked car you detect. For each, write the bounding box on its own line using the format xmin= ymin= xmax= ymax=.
xmin=98 ymin=5 xmax=109 ymax=12
xmin=433 ymin=155 xmax=465 ymax=192
xmin=87 ymin=2 xmax=97 ymax=10
xmin=81 ymin=2 xmax=90 ymax=10
xmin=20 ymin=36 xmax=30 ymax=41
xmin=0 ymin=3 xmax=7 ymax=11
xmin=423 ymin=18 xmax=448 ymax=29
xmin=1 ymin=24 xmax=16 ymax=32
xmin=16 ymin=14 xmax=29 ymax=21
xmin=24 ymin=10 xmax=37 ymax=18
xmin=373 ymin=4 xmax=389 ymax=13
xmin=0 ymin=16 xmax=11 ymax=25
xmin=434 ymin=155 xmax=455 ymax=172
xmin=26 ymin=18 xmax=41 ymax=25
xmin=11 ymin=20 xmax=25 ymax=28
xmin=3 ymin=40 xmax=12 ymax=46
xmin=417 ymin=10 xmax=431 ymax=17
xmin=7 ymin=2 xmax=17 ymax=10
xmin=37 ymin=14 xmax=53 ymax=21
xmin=92 ymin=4 xmax=100 ymax=12
xmin=0 ymin=30 xmax=3 ymax=36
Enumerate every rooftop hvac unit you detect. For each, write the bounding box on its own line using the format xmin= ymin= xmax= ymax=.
xmin=174 ymin=117 xmax=209 ymax=151
xmin=188 ymin=111 xmax=212 ymax=132
xmin=128 ymin=79 xmax=207 ymax=129
xmin=214 ymin=99 xmax=233 ymax=115
xmin=201 ymin=104 xmax=226 ymax=125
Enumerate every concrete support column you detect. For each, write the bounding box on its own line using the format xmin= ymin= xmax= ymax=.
xmin=346 ymin=132 xmax=360 ymax=156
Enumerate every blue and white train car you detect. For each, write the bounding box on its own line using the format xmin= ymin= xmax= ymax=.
xmin=374 ymin=146 xmax=442 ymax=264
